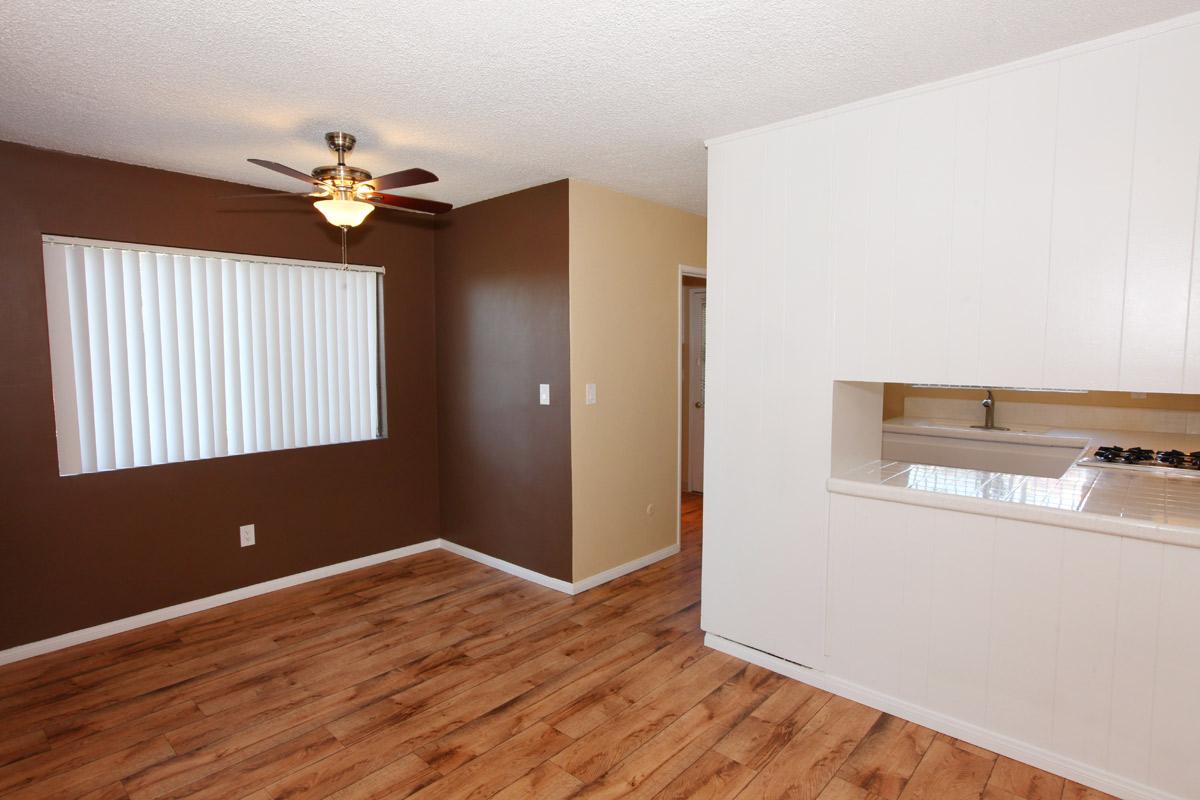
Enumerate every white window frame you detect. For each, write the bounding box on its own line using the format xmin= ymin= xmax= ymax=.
xmin=42 ymin=235 xmax=387 ymax=476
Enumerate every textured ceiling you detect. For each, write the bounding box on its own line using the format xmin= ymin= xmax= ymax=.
xmin=3 ymin=1 xmax=1200 ymax=216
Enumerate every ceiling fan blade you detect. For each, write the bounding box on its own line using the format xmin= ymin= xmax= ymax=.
xmin=367 ymin=193 xmax=453 ymax=215
xmin=247 ymin=158 xmax=321 ymax=185
xmin=366 ymin=168 xmax=438 ymax=191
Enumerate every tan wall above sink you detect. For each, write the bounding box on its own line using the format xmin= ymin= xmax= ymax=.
xmin=883 ymin=384 xmax=1200 ymax=421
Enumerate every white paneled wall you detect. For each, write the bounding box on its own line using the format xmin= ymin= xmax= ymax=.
xmin=827 ymin=494 xmax=1200 ymax=799
xmin=701 ymin=118 xmax=835 ymax=669
xmin=720 ymin=17 xmax=1200 ymax=391
xmin=703 ymin=12 xmax=1200 ymax=800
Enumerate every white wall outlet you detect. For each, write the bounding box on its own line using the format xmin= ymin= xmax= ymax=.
xmin=239 ymin=524 xmax=255 ymax=547
xmin=586 ymin=383 xmax=597 ymax=405
xmin=539 ymin=384 xmax=550 ymax=405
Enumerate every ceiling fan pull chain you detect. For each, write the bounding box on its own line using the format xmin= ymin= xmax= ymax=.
xmin=341 ymin=225 xmax=348 ymax=268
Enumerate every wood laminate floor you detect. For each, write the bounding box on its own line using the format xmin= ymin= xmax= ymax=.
xmin=0 ymin=494 xmax=1115 ymax=799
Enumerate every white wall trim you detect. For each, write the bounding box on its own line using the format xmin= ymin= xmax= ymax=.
xmin=704 ymin=632 xmax=1186 ymax=800
xmin=0 ymin=540 xmax=441 ymax=667
xmin=0 ymin=537 xmax=687 ymax=667
xmin=437 ymin=539 xmax=576 ymax=594
xmin=573 ymin=543 xmax=680 ymax=593
xmin=705 ymin=10 xmax=1200 ymax=148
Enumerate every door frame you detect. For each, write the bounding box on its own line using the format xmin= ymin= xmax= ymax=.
xmin=677 ymin=263 xmax=707 ymax=548
xmin=686 ymin=287 xmax=706 ymax=493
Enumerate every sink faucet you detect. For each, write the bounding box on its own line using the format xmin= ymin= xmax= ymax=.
xmin=972 ymin=390 xmax=1009 ymax=431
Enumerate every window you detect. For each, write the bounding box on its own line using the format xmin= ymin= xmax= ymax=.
xmin=42 ymin=236 xmax=385 ymax=476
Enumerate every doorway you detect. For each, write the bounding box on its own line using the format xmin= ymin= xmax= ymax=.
xmin=679 ymin=265 xmax=706 ymax=551
xmin=685 ymin=285 xmax=706 ymax=492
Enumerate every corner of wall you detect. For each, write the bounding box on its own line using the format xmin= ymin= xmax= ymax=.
xmin=567 ymin=182 xmax=707 ymax=582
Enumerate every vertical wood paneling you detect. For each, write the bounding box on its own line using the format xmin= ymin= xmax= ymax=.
xmin=830 ymin=108 xmax=873 ymax=381
xmin=890 ymin=88 xmax=957 ymax=384
xmin=987 ymin=518 xmax=1063 ymax=748
xmin=1123 ymin=25 xmax=1200 ymax=392
xmin=1043 ymin=42 xmax=1139 ymax=390
xmin=1149 ymin=546 xmax=1200 ymax=796
xmin=703 ymin=133 xmax=826 ymax=667
xmin=1051 ymin=530 xmax=1121 ymax=765
xmin=925 ymin=506 xmax=995 ymax=722
xmin=1107 ymin=537 xmax=1163 ymax=784
xmin=943 ymin=81 xmax=990 ymax=384
xmin=782 ymin=119 xmax=836 ymax=665
xmin=829 ymin=497 xmax=909 ymax=694
xmin=861 ymin=103 xmax=900 ymax=381
xmin=977 ymin=62 xmax=1060 ymax=388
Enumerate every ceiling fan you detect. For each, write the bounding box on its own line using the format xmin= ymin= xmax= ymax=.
xmin=244 ymin=131 xmax=452 ymax=228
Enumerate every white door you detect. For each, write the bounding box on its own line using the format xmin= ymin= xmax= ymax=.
xmin=688 ymin=288 xmax=706 ymax=492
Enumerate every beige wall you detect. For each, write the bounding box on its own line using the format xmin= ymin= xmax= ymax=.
xmin=568 ymin=180 xmax=707 ymax=581
xmin=883 ymin=384 xmax=1200 ymax=420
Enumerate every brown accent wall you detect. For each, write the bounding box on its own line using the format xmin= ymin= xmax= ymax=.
xmin=0 ymin=141 xmax=439 ymax=650
xmin=434 ymin=181 xmax=573 ymax=580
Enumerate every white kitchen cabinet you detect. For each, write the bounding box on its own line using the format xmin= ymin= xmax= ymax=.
xmin=1124 ymin=24 xmax=1200 ymax=392
xmin=1043 ymin=42 xmax=1139 ymax=391
xmin=943 ymin=81 xmax=990 ymax=385
xmin=977 ymin=62 xmax=1059 ymax=388
xmin=700 ymin=122 xmax=836 ymax=670
xmin=830 ymin=107 xmax=874 ymax=381
xmin=890 ymin=87 xmax=957 ymax=384
xmin=705 ymin=13 xmax=1200 ymax=800
xmin=822 ymin=491 xmax=1200 ymax=799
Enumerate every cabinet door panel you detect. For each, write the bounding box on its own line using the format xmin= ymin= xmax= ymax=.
xmin=944 ymin=82 xmax=990 ymax=384
xmin=1044 ymin=42 xmax=1139 ymax=390
xmin=701 ymin=124 xmax=835 ymax=670
xmin=978 ymin=62 xmax=1059 ymax=388
xmin=1051 ymin=531 xmax=1120 ymax=765
xmin=831 ymin=108 xmax=874 ymax=380
xmin=891 ymin=88 xmax=957 ymax=384
xmin=1123 ymin=25 xmax=1200 ymax=392
xmin=1149 ymin=546 xmax=1200 ymax=796
xmin=987 ymin=518 xmax=1063 ymax=747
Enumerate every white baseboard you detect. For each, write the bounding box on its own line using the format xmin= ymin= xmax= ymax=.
xmin=0 ymin=540 xmax=440 ymax=668
xmin=437 ymin=539 xmax=576 ymax=594
xmin=0 ymin=537 xmax=684 ymax=668
xmin=572 ymin=543 xmax=680 ymax=593
xmin=704 ymin=632 xmax=1183 ymax=800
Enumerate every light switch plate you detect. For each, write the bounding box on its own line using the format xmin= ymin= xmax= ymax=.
xmin=239 ymin=524 xmax=255 ymax=547
xmin=539 ymin=384 xmax=550 ymax=405
xmin=585 ymin=383 xmax=597 ymax=405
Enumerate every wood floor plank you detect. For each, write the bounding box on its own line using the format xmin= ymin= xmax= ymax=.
xmin=713 ymin=679 xmax=831 ymax=770
xmin=0 ymin=494 xmax=1109 ymax=800
xmin=405 ymin=722 xmax=572 ymax=800
xmin=567 ymin=664 xmax=778 ymax=799
xmin=549 ymin=652 xmax=743 ymax=783
xmin=894 ymin=738 xmax=994 ymax=800
xmin=1062 ymin=782 xmax=1118 ymax=800
xmin=491 ymin=762 xmax=582 ymax=800
xmin=836 ymin=713 xmax=937 ymax=799
xmin=984 ymin=755 xmax=1065 ymax=800
xmin=321 ymin=753 xmax=440 ymax=800
xmin=652 ymin=749 xmax=757 ymax=800
xmin=735 ymin=695 xmax=883 ymax=800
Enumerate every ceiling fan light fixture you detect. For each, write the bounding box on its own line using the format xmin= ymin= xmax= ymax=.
xmin=313 ymin=198 xmax=374 ymax=228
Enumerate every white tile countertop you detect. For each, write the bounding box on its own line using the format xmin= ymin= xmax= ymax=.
xmin=828 ymin=417 xmax=1200 ymax=549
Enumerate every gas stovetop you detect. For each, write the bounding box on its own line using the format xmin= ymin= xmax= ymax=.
xmin=1077 ymin=445 xmax=1200 ymax=476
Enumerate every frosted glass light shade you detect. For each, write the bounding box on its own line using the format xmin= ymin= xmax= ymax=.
xmin=314 ymin=199 xmax=374 ymax=227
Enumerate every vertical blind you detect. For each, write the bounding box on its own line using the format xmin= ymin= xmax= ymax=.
xmin=42 ymin=237 xmax=384 ymax=476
